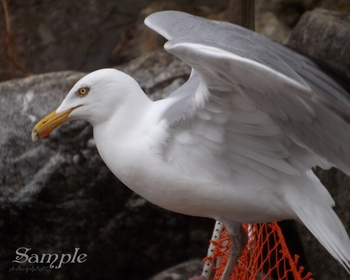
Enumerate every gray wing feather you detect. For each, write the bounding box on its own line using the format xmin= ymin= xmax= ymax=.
xmin=146 ymin=11 xmax=350 ymax=175
xmin=169 ymin=38 xmax=350 ymax=175
xmin=145 ymin=11 xmax=350 ymax=111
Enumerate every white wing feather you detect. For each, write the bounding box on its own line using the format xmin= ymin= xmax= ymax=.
xmin=146 ymin=11 xmax=350 ymax=271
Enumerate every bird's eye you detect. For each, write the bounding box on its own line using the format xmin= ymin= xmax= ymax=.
xmin=77 ymin=87 xmax=90 ymax=97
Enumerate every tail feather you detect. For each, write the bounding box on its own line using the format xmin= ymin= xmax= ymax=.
xmin=284 ymin=171 xmax=350 ymax=273
xmin=292 ymin=202 xmax=350 ymax=273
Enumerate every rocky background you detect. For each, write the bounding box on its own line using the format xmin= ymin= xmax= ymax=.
xmin=0 ymin=1 xmax=350 ymax=280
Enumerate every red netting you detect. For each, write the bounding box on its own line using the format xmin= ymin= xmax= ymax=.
xmin=204 ymin=222 xmax=313 ymax=280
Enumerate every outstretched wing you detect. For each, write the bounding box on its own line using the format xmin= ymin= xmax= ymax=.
xmin=145 ymin=11 xmax=350 ymax=270
xmin=146 ymin=11 xmax=350 ymax=179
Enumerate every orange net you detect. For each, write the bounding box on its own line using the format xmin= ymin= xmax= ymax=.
xmin=204 ymin=222 xmax=313 ymax=280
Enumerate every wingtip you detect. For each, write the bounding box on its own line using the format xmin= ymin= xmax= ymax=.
xmin=144 ymin=11 xmax=193 ymax=40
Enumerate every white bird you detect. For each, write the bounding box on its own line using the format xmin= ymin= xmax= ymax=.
xmin=32 ymin=11 xmax=350 ymax=279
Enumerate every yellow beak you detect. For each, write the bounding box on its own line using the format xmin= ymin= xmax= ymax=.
xmin=31 ymin=107 xmax=76 ymax=142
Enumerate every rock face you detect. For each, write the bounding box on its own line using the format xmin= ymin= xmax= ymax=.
xmin=1 ymin=6 xmax=350 ymax=280
xmin=287 ymin=8 xmax=350 ymax=78
xmin=0 ymin=0 xmax=227 ymax=81
xmin=149 ymin=259 xmax=204 ymax=280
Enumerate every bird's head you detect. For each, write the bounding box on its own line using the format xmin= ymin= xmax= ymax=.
xmin=31 ymin=68 xmax=143 ymax=142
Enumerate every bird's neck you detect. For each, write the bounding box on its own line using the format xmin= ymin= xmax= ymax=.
xmin=91 ymin=95 xmax=158 ymax=183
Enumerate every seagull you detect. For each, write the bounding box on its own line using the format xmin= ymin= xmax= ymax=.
xmin=31 ymin=11 xmax=350 ymax=279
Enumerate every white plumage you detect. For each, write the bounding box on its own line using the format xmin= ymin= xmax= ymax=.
xmin=32 ymin=11 xmax=350 ymax=277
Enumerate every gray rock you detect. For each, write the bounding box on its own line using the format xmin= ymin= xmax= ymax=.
xmin=0 ymin=71 xmax=85 ymax=202
xmin=286 ymin=8 xmax=350 ymax=78
xmin=0 ymin=0 xmax=227 ymax=81
xmin=118 ymin=50 xmax=190 ymax=100
xmin=148 ymin=259 xmax=203 ymax=280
